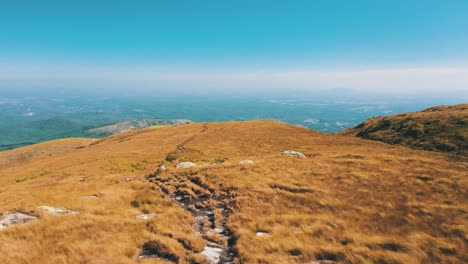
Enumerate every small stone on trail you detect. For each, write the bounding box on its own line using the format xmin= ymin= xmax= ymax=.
xmin=201 ymin=246 xmax=223 ymax=264
xmin=214 ymin=227 xmax=225 ymax=234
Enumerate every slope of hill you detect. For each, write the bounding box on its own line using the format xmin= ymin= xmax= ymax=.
xmin=0 ymin=121 xmax=466 ymax=263
xmin=340 ymin=104 xmax=467 ymax=155
xmin=0 ymin=138 xmax=97 ymax=170
xmin=84 ymin=119 xmax=193 ymax=137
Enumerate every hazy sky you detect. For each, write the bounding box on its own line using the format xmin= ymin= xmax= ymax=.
xmin=1 ymin=1 xmax=468 ymax=94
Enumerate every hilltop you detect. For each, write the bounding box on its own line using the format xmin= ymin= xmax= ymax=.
xmin=340 ymin=104 xmax=467 ymax=156
xmin=0 ymin=120 xmax=466 ymax=263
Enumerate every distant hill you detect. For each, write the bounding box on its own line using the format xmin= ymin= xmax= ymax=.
xmin=340 ymin=104 xmax=467 ymax=155
xmin=84 ymin=119 xmax=192 ymax=137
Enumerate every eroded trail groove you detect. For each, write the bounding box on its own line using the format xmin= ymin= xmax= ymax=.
xmin=151 ymin=171 xmax=237 ymax=264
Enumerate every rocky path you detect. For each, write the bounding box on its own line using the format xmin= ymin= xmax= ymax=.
xmin=144 ymin=123 xmax=237 ymax=263
xmin=152 ymin=174 xmax=237 ymax=264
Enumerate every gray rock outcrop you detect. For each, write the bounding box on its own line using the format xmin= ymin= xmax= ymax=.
xmin=0 ymin=211 xmax=37 ymax=229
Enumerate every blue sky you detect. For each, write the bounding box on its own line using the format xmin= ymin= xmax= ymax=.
xmin=1 ymin=1 xmax=468 ymax=93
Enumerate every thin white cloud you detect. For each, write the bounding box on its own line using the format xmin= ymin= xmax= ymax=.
xmin=0 ymin=63 xmax=467 ymax=93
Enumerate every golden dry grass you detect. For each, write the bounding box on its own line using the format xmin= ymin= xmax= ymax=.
xmin=0 ymin=121 xmax=467 ymax=263
xmin=0 ymin=138 xmax=97 ymax=170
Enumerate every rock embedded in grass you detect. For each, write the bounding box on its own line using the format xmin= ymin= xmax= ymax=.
xmin=37 ymin=206 xmax=79 ymax=215
xmin=135 ymin=213 xmax=157 ymax=220
xmin=175 ymin=161 xmax=197 ymax=168
xmin=256 ymin=231 xmax=270 ymax=237
xmin=0 ymin=211 xmax=37 ymax=230
xmin=240 ymin=159 xmax=254 ymax=164
xmin=280 ymin=150 xmax=307 ymax=158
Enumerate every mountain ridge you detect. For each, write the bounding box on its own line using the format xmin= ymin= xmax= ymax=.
xmin=340 ymin=104 xmax=467 ymax=156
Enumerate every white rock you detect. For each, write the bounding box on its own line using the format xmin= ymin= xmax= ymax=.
xmin=240 ymin=159 xmax=254 ymax=164
xmin=0 ymin=211 xmax=37 ymax=230
xmin=135 ymin=213 xmax=157 ymax=220
xmin=214 ymin=227 xmax=225 ymax=234
xmin=201 ymin=246 xmax=223 ymax=264
xmin=256 ymin=232 xmax=270 ymax=237
xmin=38 ymin=206 xmax=79 ymax=215
xmin=175 ymin=162 xmax=197 ymax=169
xmin=159 ymin=165 xmax=167 ymax=171
xmin=280 ymin=150 xmax=306 ymax=158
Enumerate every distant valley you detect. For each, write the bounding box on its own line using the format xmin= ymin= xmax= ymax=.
xmin=1 ymin=93 xmax=463 ymax=151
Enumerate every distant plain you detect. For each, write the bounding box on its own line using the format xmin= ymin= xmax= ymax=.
xmin=0 ymin=90 xmax=463 ymax=151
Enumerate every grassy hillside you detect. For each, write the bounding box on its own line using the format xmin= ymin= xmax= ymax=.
xmin=0 ymin=121 xmax=466 ymax=263
xmin=340 ymin=104 xmax=467 ymax=156
xmin=0 ymin=138 xmax=97 ymax=170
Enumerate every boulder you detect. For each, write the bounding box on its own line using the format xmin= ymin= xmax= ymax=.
xmin=240 ymin=159 xmax=254 ymax=164
xmin=280 ymin=150 xmax=306 ymax=158
xmin=175 ymin=162 xmax=197 ymax=169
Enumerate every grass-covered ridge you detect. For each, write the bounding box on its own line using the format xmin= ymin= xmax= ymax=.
xmin=340 ymin=104 xmax=467 ymax=156
xmin=0 ymin=120 xmax=466 ymax=263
